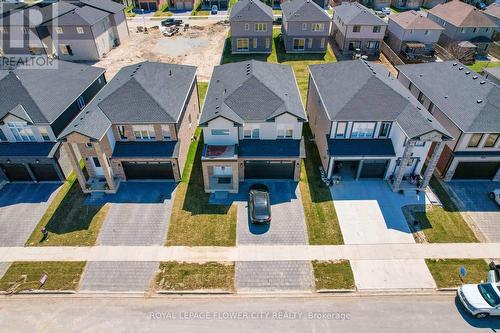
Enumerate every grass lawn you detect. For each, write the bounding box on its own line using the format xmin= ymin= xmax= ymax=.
xmin=166 ymin=81 xmax=237 ymax=246
xmin=156 ymin=262 xmax=234 ymax=291
xmin=426 ymin=259 xmax=489 ymax=289
xmin=301 ymin=125 xmax=343 ymax=245
xmin=468 ymin=60 xmax=500 ymax=74
xmin=25 ymin=169 xmax=109 ymax=247
xmin=313 ymin=260 xmax=355 ymax=290
xmin=0 ymin=262 xmax=85 ymax=292
xmin=125 ymin=5 xmax=136 ymax=17
xmin=221 ymin=29 xmax=336 ymax=103
xmin=406 ymin=177 xmax=477 ymax=243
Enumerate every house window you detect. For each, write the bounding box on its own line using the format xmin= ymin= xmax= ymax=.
xmin=473 ymin=27 xmax=477 ymax=33
xmin=302 ymin=23 xmax=307 ymax=31
xmin=253 ymin=38 xmax=257 ymax=49
xmin=312 ymin=23 xmax=324 ymax=32
xmin=188 ymin=114 xmax=192 ymax=128
xmin=211 ymin=129 xmax=230 ymax=136
xmin=424 ymin=29 xmax=429 ymax=35
xmin=467 ymin=133 xmax=483 ymax=148
xmin=348 ymin=41 xmax=361 ymax=51
xmin=59 ymin=44 xmax=73 ymax=56
xmin=378 ymin=122 xmax=391 ymax=138
xmin=245 ymin=23 xmax=249 ymax=31
xmin=266 ymin=38 xmax=270 ymax=49
xmin=77 ymin=96 xmax=86 ymax=110
xmin=117 ymin=125 xmax=127 ymax=139
xmin=415 ymin=141 xmax=426 ymax=147
xmin=410 ymin=29 xmax=414 ymax=34
xmin=8 ymin=122 xmax=35 ymax=142
xmin=408 ymin=82 xmax=412 ymax=90
xmin=460 ymin=27 xmax=466 ymax=33
xmin=417 ymin=92 xmax=424 ymax=104
xmin=236 ymin=38 xmax=249 ymax=51
xmin=353 ymin=25 xmax=360 ymax=33
xmin=373 ymin=26 xmax=381 ymax=33
xmin=76 ymin=27 xmax=84 ymax=34
xmin=484 ymin=134 xmax=499 ymax=148
xmin=350 ymin=122 xmax=375 ymax=139
xmin=293 ymin=38 xmax=305 ymax=50
xmin=255 ymin=23 xmax=267 ymax=32
xmin=335 ymin=122 xmax=347 ymax=138
xmin=428 ymin=102 xmax=434 ymax=114
xmin=0 ymin=129 xmax=7 ymax=141
xmin=55 ymin=27 xmax=63 ymax=34
xmin=307 ymin=38 xmax=313 ymax=49
xmin=39 ymin=128 xmax=51 ymax=141
xmin=133 ymin=125 xmax=156 ymax=140
xmin=92 ymin=157 xmax=101 ymax=168
xmin=243 ymin=126 xmax=259 ymax=139
xmin=367 ymin=41 xmax=379 ymax=49
xmin=213 ymin=166 xmax=232 ymax=176
xmin=320 ymin=38 xmax=325 ymax=48
xmin=162 ymin=125 xmax=171 ymax=140
xmin=485 ymin=28 xmax=490 ymax=33
xmin=285 ymin=128 xmax=293 ymax=138
xmin=85 ymin=142 xmax=92 ymax=148
xmin=277 ymin=125 xmax=293 ymax=138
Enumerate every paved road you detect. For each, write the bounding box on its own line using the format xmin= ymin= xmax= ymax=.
xmin=0 ymin=295 xmax=498 ymax=332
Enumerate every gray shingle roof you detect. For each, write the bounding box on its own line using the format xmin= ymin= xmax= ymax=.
xmin=397 ymin=61 xmax=500 ymax=133
xmin=309 ymin=60 xmax=451 ymax=140
xmin=55 ymin=5 xmax=109 ymax=26
xmin=333 ymin=2 xmax=386 ymax=26
xmin=389 ymin=10 xmax=444 ymax=30
xmin=429 ymin=1 xmax=496 ymax=27
xmin=59 ymin=62 xmax=197 ymax=140
xmin=230 ymin=0 xmax=273 ymax=21
xmin=0 ymin=60 xmax=105 ymax=125
xmin=200 ymin=60 xmax=306 ymax=125
xmin=281 ymin=0 xmax=330 ymax=22
xmin=79 ymin=0 xmax=125 ymax=14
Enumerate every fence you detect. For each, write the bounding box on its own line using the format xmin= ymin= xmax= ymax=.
xmin=432 ymin=43 xmax=454 ymax=61
xmin=380 ymin=41 xmax=404 ymax=66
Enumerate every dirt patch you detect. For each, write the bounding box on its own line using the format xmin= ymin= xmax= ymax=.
xmin=93 ymin=22 xmax=228 ymax=81
xmin=374 ymin=53 xmax=398 ymax=77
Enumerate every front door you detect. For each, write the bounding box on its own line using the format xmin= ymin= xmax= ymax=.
xmin=91 ymin=157 xmax=104 ymax=177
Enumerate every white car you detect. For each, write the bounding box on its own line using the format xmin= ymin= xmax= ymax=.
xmin=489 ymin=189 xmax=500 ymax=205
xmin=457 ymin=283 xmax=500 ymax=318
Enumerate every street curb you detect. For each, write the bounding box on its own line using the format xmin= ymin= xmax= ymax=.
xmin=316 ymin=289 xmax=356 ymax=294
xmin=0 ymin=290 xmax=76 ymax=295
xmin=437 ymin=288 xmax=459 ymax=292
xmin=158 ymin=290 xmax=233 ymax=295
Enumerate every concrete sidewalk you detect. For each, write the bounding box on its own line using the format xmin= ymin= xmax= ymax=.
xmin=0 ymin=243 xmax=499 ymax=262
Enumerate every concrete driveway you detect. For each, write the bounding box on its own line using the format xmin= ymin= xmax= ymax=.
xmin=331 ymin=180 xmax=435 ymax=290
xmin=95 ymin=182 xmax=176 ymax=246
xmin=0 ymin=183 xmax=62 ymax=247
xmin=235 ymin=181 xmax=313 ymax=292
xmin=446 ymin=181 xmax=500 ymax=242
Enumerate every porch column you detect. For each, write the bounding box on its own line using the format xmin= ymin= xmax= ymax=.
xmin=391 ymin=140 xmax=416 ymax=192
xmin=419 ymin=141 xmax=445 ymax=190
xmin=64 ymin=142 xmax=87 ymax=190
xmin=94 ymin=142 xmax=116 ymax=191
xmin=23 ymin=163 xmax=37 ymax=182
xmin=355 ymin=160 xmax=364 ymax=180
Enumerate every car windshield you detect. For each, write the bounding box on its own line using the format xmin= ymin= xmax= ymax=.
xmin=477 ymin=284 xmax=500 ymax=307
xmin=252 ymin=192 xmax=269 ymax=217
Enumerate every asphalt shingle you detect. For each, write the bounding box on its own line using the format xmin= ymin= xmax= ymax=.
xmin=333 ymin=2 xmax=386 ymax=26
xmin=229 ymin=0 xmax=273 ymax=21
xmin=281 ymin=0 xmax=330 ymax=22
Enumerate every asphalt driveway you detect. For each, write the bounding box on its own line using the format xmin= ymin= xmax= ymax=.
xmin=0 ymin=183 xmax=62 ymax=247
xmin=446 ymin=181 xmax=500 ymax=242
xmin=331 ymin=180 xmax=435 ymax=290
xmin=94 ymin=182 xmax=176 ymax=246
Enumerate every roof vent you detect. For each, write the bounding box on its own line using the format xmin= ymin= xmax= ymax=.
xmin=444 ymin=95 xmax=448 ymax=99
xmin=169 ymin=70 xmax=172 ymax=76
xmin=417 ymin=106 xmax=421 ymax=110
xmin=419 ymin=74 xmax=423 ymax=77
xmin=477 ymin=99 xmax=483 ymax=104
xmin=427 ymin=118 xmax=433 ymax=122
xmin=473 ymin=76 xmax=478 ymax=79
xmin=459 ymin=66 xmax=464 ymax=70
xmin=465 ymin=71 xmax=471 ymax=75
xmin=480 ymin=80 xmax=486 ymax=85
xmin=452 ymin=63 xmax=457 ymax=66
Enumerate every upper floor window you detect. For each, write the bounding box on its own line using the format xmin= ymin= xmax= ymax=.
xmin=39 ymin=127 xmax=51 ymax=142
xmin=244 ymin=23 xmax=249 ymax=31
xmin=373 ymin=26 xmax=381 ymax=33
xmin=367 ymin=41 xmax=379 ymax=49
xmin=351 ymin=122 xmax=375 ymax=139
xmin=255 ymin=23 xmax=267 ymax=32
xmin=467 ymin=133 xmax=483 ymax=148
xmin=485 ymin=28 xmax=490 ymax=33
xmin=211 ymin=129 xmax=230 ymax=136
xmin=424 ymin=29 xmax=430 ymax=35
xmin=162 ymin=125 xmax=171 ymax=140
xmin=55 ymin=27 xmax=63 ymax=34
xmin=312 ymin=23 xmax=324 ymax=32
xmin=243 ymin=127 xmax=259 ymax=139
xmin=484 ymin=134 xmax=499 ymax=148
xmin=472 ymin=27 xmax=477 ymax=33
xmin=277 ymin=125 xmax=293 ymax=139
xmin=335 ymin=122 xmax=347 ymax=138
xmin=133 ymin=125 xmax=156 ymax=140
xmin=8 ymin=122 xmax=35 ymax=142
xmin=378 ymin=122 xmax=391 ymax=138
xmin=0 ymin=129 xmax=7 ymax=141
xmin=76 ymin=27 xmax=84 ymax=34
xmin=77 ymin=96 xmax=86 ymax=110
xmin=60 ymin=44 xmax=73 ymax=56
xmin=302 ymin=23 xmax=307 ymax=31
xmin=460 ymin=27 xmax=466 ymax=33
xmin=117 ymin=125 xmax=127 ymax=139
xmin=353 ymin=25 xmax=360 ymax=33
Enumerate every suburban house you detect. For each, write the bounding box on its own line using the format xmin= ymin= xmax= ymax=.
xmin=0 ymin=60 xmax=106 ymax=183
xmin=229 ymin=0 xmax=273 ymax=54
xmin=0 ymin=0 xmax=129 ymax=61
xmin=331 ymin=2 xmax=387 ymax=56
xmin=199 ymin=60 xmax=306 ymax=193
xmin=484 ymin=66 xmax=500 ymax=85
xmin=281 ymin=0 xmax=331 ymax=53
xmin=484 ymin=3 xmax=500 ymax=40
xmin=427 ymin=1 xmax=497 ymax=56
xmin=397 ymin=61 xmax=500 ymax=181
xmin=358 ymin=0 xmax=445 ymax=9
xmin=58 ymin=62 xmax=200 ymax=193
xmin=386 ymin=10 xmax=444 ymax=61
xmin=137 ymin=0 xmax=194 ymax=11
xmin=307 ymin=60 xmax=452 ymax=192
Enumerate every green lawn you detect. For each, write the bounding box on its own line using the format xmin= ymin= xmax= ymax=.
xmin=221 ymin=29 xmax=336 ymax=103
xmin=301 ymin=125 xmax=343 ymax=245
xmin=313 ymin=260 xmax=355 ymax=290
xmin=25 ymin=169 xmax=109 ymax=247
xmin=426 ymin=259 xmax=489 ymax=289
xmin=198 ymin=81 xmax=209 ymax=109
xmin=468 ymin=61 xmax=500 ymax=74
xmin=406 ymin=177 xmax=478 ymax=243
xmin=125 ymin=4 xmax=136 ymax=17
xmin=156 ymin=262 xmax=234 ymax=291
xmin=0 ymin=262 xmax=85 ymax=292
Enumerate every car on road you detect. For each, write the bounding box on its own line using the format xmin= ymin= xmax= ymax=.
xmin=457 ymin=283 xmax=500 ymax=318
xmin=381 ymin=7 xmax=391 ymax=15
xmin=211 ymin=5 xmax=218 ymax=14
xmin=249 ymin=184 xmax=271 ymax=224
xmin=374 ymin=9 xmax=386 ymax=18
xmin=489 ymin=189 xmax=500 ymax=205
xmin=161 ymin=18 xmax=183 ymax=27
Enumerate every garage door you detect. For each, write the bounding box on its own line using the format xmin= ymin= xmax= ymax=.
xmin=244 ymin=160 xmax=295 ymax=179
xmin=0 ymin=163 xmax=32 ymax=182
xmin=29 ymin=163 xmax=60 ymax=181
xmin=359 ymin=160 xmax=389 ymax=179
xmin=122 ymin=161 xmax=174 ymax=180
xmin=453 ymin=161 xmax=500 ymax=180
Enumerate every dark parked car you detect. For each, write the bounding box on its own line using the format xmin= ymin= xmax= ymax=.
xmin=161 ymin=18 xmax=183 ymax=27
xmin=249 ymin=184 xmax=271 ymax=224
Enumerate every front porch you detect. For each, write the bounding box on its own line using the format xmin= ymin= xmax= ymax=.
xmin=84 ymin=176 xmax=121 ymax=194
